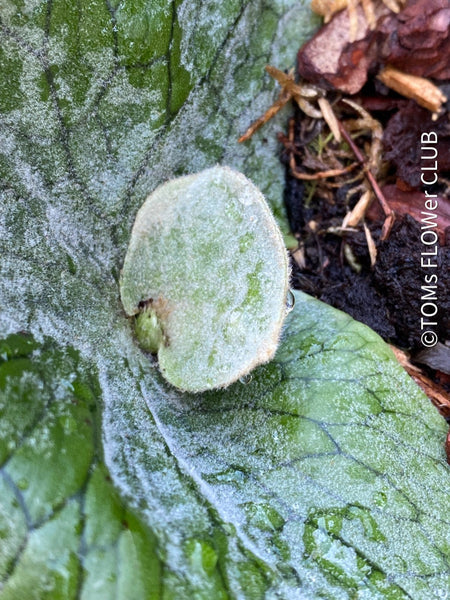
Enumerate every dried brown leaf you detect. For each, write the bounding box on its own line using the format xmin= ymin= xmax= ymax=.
xmin=297 ymin=3 xmax=390 ymax=93
xmin=299 ymin=0 xmax=449 ymax=104
xmin=367 ymin=185 xmax=450 ymax=245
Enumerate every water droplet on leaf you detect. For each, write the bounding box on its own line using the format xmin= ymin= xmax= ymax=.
xmin=285 ymin=289 xmax=295 ymax=314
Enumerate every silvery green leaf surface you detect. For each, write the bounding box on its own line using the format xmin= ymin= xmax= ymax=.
xmin=1 ymin=1 xmax=449 ymax=599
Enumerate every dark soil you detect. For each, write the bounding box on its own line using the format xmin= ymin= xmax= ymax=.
xmin=281 ymin=102 xmax=450 ymax=389
xmin=284 ymin=0 xmax=450 ymax=454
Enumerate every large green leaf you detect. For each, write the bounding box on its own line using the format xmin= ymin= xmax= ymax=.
xmin=1 ymin=295 xmax=449 ymax=598
xmin=1 ymin=1 xmax=449 ymax=598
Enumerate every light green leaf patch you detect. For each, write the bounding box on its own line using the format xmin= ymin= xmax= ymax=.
xmin=0 ymin=337 xmax=163 ymax=600
xmin=133 ymin=291 xmax=449 ymax=598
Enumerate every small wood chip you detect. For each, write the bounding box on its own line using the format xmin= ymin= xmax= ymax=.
xmin=342 ymin=189 xmax=372 ymax=227
xmin=317 ymin=96 xmax=342 ymax=142
xmin=377 ymin=65 xmax=447 ymax=117
xmin=363 ymin=221 xmax=377 ymax=267
xmin=291 ymin=245 xmax=306 ymax=269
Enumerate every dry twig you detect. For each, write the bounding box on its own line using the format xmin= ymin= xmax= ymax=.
xmin=342 ymin=189 xmax=372 ymax=227
xmin=291 ymin=163 xmax=358 ymax=180
xmin=338 ymin=121 xmax=395 ymax=240
xmin=238 ymin=93 xmax=291 ymax=143
xmin=239 ymin=66 xmax=341 ymax=143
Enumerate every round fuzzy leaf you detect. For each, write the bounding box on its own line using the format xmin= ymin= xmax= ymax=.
xmin=120 ymin=166 xmax=290 ymax=392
